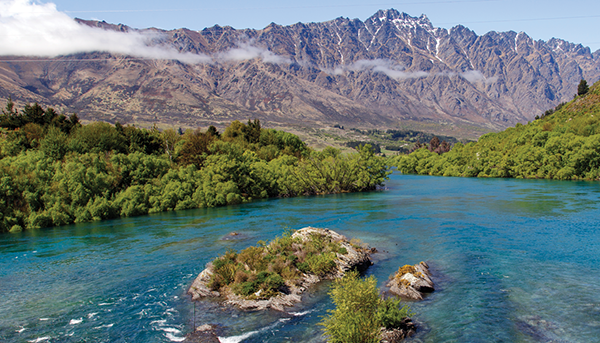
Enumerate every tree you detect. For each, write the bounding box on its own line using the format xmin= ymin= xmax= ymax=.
xmin=162 ymin=128 xmax=181 ymax=162
xmin=429 ymin=136 xmax=440 ymax=152
xmin=436 ymin=140 xmax=452 ymax=154
xmin=207 ymin=125 xmax=220 ymax=138
xmin=320 ymin=271 xmax=413 ymax=343
xmin=40 ymin=126 xmax=68 ymax=160
xmin=222 ymin=120 xmax=245 ymax=141
xmin=242 ymin=119 xmax=261 ymax=144
xmin=320 ymin=271 xmax=381 ymax=343
xmin=578 ymin=79 xmax=589 ymax=96
xmin=177 ymin=129 xmax=215 ymax=167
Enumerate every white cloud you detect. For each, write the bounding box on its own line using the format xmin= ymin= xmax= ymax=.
xmin=460 ymin=70 xmax=498 ymax=84
xmin=217 ymin=43 xmax=290 ymax=64
xmin=329 ymin=59 xmax=428 ymax=80
xmin=0 ymin=0 xmax=291 ymax=65
xmin=0 ymin=0 xmax=213 ymax=63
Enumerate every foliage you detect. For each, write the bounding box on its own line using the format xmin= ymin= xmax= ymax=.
xmin=377 ymin=297 xmax=414 ymax=329
xmin=353 ymin=128 xmax=459 ymax=145
xmin=293 ymin=145 xmax=390 ymax=195
xmin=0 ymin=103 xmax=391 ymax=232
xmin=410 ymin=136 xmax=452 ymax=154
xmin=578 ymin=79 xmax=589 ymax=96
xmin=392 ymin=80 xmax=600 ymax=181
xmin=320 ymin=271 xmax=413 ymax=343
xmin=1 ymin=100 xmax=80 ymax=133
xmin=345 ymin=141 xmax=381 ymax=153
xmin=320 ymin=271 xmax=381 ymax=343
xmin=394 ymin=265 xmax=417 ymax=281
xmin=207 ymin=229 xmax=348 ymax=299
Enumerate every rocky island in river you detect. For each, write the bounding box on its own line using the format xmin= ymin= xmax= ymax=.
xmin=188 ymin=227 xmax=373 ymax=311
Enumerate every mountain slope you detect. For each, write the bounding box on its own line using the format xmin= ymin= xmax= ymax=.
xmin=0 ymin=9 xmax=598 ymax=137
xmin=394 ymin=80 xmax=600 ymax=179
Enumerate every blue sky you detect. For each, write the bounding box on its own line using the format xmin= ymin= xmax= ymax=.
xmin=49 ymin=0 xmax=600 ymax=52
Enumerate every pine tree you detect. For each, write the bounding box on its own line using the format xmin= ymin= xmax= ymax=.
xmin=578 ymin=79 xmax=589 ymax=96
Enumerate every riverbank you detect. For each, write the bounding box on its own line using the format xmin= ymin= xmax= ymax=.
xmin=0 ymin=115 xmax=389 ymax=233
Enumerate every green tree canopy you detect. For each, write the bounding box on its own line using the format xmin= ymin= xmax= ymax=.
xmin=0 ymin=104 xmax=391 ymax=232
xmin=320 ymin=271 xmax=413 ymax=343
xmin=578 ymin=79 xmax=589 ymax=96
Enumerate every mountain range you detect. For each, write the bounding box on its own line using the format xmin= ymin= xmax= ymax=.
xmin=1 ymin=9 xmax=599 ymax=138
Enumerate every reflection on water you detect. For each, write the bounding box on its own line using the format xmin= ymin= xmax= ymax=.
xmin=2 ymin=173 xmax=600 ymax=342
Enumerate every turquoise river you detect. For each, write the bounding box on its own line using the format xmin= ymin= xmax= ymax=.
xmin=2 ymin=173 xmax=600 ymax=342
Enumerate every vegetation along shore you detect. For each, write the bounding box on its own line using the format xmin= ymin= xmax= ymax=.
xmin=392 ymin=80 xmax=600 ymax=180
xmin=0 ymin=100 xmax=389 ymax=233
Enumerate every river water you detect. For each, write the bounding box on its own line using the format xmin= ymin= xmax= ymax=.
xmin=2 ymin=173 xmax=600 ymax=342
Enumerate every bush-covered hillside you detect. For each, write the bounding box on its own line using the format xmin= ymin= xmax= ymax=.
xmin=392 ymin=80 xmax=600 ymax=180
xmin=0 ymin=102 xmax=389 ymax=233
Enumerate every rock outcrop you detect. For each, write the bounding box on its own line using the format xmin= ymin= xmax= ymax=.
xmin=387 ymin=261 xmax=434 ymax=300
xmin=188 ymin=227 xmax=372 ymax=311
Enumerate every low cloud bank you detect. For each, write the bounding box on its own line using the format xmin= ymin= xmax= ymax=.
xmin=330 ymin=59 xmax=429 ymax=80
xmin=217 ymin=43 xmax=290 ymax=64
xmin=0 ymin=0 xmax=285 ymax=65
xmin=0 ymin=0 xmax=210 ymax=63
xmin=327 ymin=59 xmax=498 ymax=85
xmin=460 ymin=70 xmax=498 ymax=84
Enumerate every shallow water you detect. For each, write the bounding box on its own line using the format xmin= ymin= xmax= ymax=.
xmin=2 ymin=173 xmax=600 ymax=342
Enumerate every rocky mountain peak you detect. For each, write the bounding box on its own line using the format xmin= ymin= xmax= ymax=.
xmin=368 ymin=9 xmax=434 ymax=33
xmin=75 ymin=18 xmax=132 ymax=33
xmin=1 ymin=9 xmax=599 ymax=138
xmin=547 ymin=38 xmax=592 ymax=57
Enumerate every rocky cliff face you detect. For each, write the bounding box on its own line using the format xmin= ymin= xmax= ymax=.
xmin=1 ymin=9 xmax=598 ymax=135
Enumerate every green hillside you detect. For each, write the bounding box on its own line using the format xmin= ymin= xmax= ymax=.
xmin=393 ymin=80 xmax=600 ymax=180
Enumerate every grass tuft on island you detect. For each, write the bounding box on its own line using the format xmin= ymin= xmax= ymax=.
xmin=188 ymin=227 xmax=373 ymax=311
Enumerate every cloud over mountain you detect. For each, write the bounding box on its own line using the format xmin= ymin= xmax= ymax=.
xmin=0 ymin=0 xmax=212 ymax=63
xmin=460 ymin=70 xmax=498 ymax=84
xmin=329 ymin=59 xmax=429 ymax=79
xmin=217 ymin=42 xmax=290 ymax=64
xmin=0 ymin=0 xmax=289 ymax=65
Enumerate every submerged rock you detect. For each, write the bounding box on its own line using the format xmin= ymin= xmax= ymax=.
xmin=220 ymin=231 xmax=248 ymax=241
xmin=379 ymin=317 xmax=417 ymax=343
xmin=516 ymin=315 xmax=572 ymax=343
xmin=188 ymin=227 xmax=373 ymax=311
xmin=387 ymin=262 xmax=434 ymax=300
xmin=183 ymin=324 xmax=222 ymax=343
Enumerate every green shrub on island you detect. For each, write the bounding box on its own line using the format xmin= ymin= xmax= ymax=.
xmin=0 ymin=102 xmax=390 ymax=232
xmin=207 ymin=229 xmax=348 ymax=299
xmin=320 ymin=270 xmax=413 ymax=343
xmin=391 ymin=80 xmax=600 ymax=180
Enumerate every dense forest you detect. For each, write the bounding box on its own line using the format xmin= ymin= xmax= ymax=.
xmin=392 ymin=80 xmax=600 ymax=180
xmin=0 ymin=100 xmax=389 ymax=233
